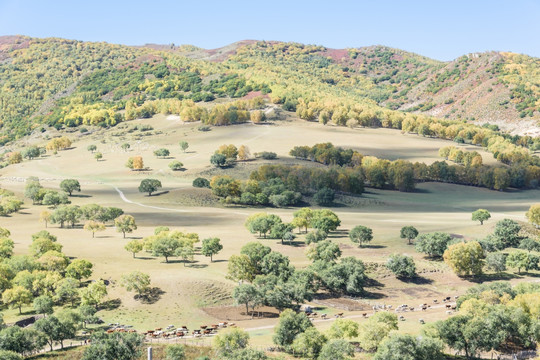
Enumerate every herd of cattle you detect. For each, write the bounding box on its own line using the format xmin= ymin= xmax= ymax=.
xmin=105 ymin=322 xmax=236 ymax=339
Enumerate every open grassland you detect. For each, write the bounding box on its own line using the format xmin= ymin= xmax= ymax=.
xmin=1 ymin=117 xmax=538 ymax=347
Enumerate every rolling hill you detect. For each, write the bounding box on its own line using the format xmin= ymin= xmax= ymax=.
xmin=0 ymin=35 xmax=538 ymax=145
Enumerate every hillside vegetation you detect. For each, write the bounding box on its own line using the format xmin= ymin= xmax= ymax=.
xmin=0 ymin=36 xmax=538 ymax=143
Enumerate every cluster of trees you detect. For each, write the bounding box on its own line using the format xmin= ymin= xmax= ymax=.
xmin=272 ymin=308 xmax=402 ymax=359
xmin=210 ymin=144 xmax=251 ymax=168
xmin=439 ymin=146 xmax=483 ymax=166
xmin=431 ymin=282 xmax=540 ymax=359
xmin=24 ymin=177 xmax=70 ymax=207
xmin=244 ymin=208 xmax=341 ymax=242
xmin=230 ymin=240 xmax=367 ymax=317
xmin=210 ymin=175 xmax=302 ymax=207
xmin=124 ymin=227 xmax=220 ymax=264
xmin=40 ymin=203 xmax=125 ymax=231
xmin=0 ymin=188 xmax=23 ymax=216
xmin=0 ymin=227 xmax=106 ymax=321
xmin=45 ymin=137 xmax=72 ymax=153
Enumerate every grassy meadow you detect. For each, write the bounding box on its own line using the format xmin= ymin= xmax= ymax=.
xmin=1 ymin=115 xmax=538 ymax=353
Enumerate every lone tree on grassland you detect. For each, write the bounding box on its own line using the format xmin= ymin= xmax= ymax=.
xmin=201 ymin=237 xmax=223 ymax=262
xmin=84 ymin=220 xmax=106 ymax=238
xmin=400 ymin=226 xmax=418 ymax=245
xmin=120 ymin=271 xmax=151 ymax=299
xmin=60 ymin=179 xmax=81 ymax=196
xmin=138 ymin=179 xmax=162 ymax=196
xmin=349 ymin=225 xmax=373 ymax=247
xmin=472 ymin=209 xmax=491 ymax=225
xmin=179 ymin=141 xmax=189 ymax=153
xmin=115 ymin=215 xmax=137 ymax=238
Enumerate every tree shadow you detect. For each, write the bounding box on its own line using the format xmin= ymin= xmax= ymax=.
xmin=211 ymin=259 xmax=228 ymax=263
xmin=137 ymin=287 xmax=165 ymax=304
xmin=188 ymin=263 xmax=208 ymax=269
xmin=134 ymin=256 xmax=155 ymax=260
xmin=70 ymin=194 xmax=92 ymax=198
xmin=100 ymin=298 xmax=121 ymax=311
xmin=147 ymin=190 xmax=169 ymax=197
xmin=401 ymin=276 xmax=434 ymax=285
xmin=360 ymin=244 xmax=386 ymax=249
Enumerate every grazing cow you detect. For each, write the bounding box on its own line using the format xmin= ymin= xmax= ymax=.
xmin=200 ymin=325 xmax=208 ymax=329
xmin=321 ymin=314 xmax=328 ymax=319
xmin=446 ymin=304 xmax=452 ymax=309
xmin=336 ymin=313 xmax=344 ymax=318
xmin=454 ymin=295 xmax=459 ymax=300
xmin=451 ymin=305 xmax=457 ymax=310
xmin=362 ymin=313 xmax=367 ymax=317
xmin=433 ymin=299 xmax=438 ymax=303
xmin=421 ymin=306 xmax=427 ymax=311
xmin=399 ymin=315 xmax=405 ymax=321
xmin=419 ymin=319 xmax=425 ymax=324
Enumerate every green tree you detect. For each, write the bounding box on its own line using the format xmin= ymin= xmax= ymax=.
xmin=291 ymin=327 xmax=327 ymax=358
xmin=506 ymin=251 xmax=530 ymax=274
xmin=306 ymin=240 xmax=341 ymax=262
xmin=400 ymin=226 xmax=418 ymax=245
xmin=43 ymin=191 xmax=70 ymax=208
xmin=386 ymin=254 xmax=416 ymax=278
xmin=0 ymin=351 xmax=23 ymax=360
xmin=493 ymin=219 xmax=522 ymax=249
xmin=176 ymin=244 xmax=194 ymax=266
xmin=471 ymin=209 xmax=491 ymax=225
xmin=318 ymin=339 xmax=354 ymax=360
xmin=0 ymin=238 xmax=14 ymax=259
xmin=33 ymin=295 xmax=54 ymax=315
xmin=179 ymin=141 xmax=189 ymax=153
xmin=138 ymin=178 xmax=162 ymax=196
xmin=94 ymin=152 xmax=103 ymax=161
xmin=153 ymin=148 xmax=170 ymax=158
xmin=358 ymin=312 xmax=398 ymax=351
xmin=214 ymin=328 xmax=250 ymax=353
xmin=415 ymin=232 xmax=452 ymax=258
xmin=151 ymin=236 xmax=181 ymax=263
xmin=240 ymin=242 xmax=272 ymax=274
xmin=87 ymin=145 xmax=97 ymax=153
xmin=121 ymin=271 xmax=151 ymax=298
xmin=54 ymin=278 xmax=80 ymax=306
xmin=65 ymin=259 xmax=93 ymax=284
xmin=374 ymin=334 xmax=444 ymax=360
xmin=79 ymin=280 xmax=107 ymax=308
xmin=115 ymin=215 xmax=137 ymax=238
xmin=273 ymin=308 xmax=312 ymax=347
xmin=82 ymin=332 xmax=144 ymax=360
xmin=59 ymin=179 xmax=81 ymax=196
xmin=349 ymin=225 xmax=373 ymax=247
xmin=293 ymin=208 xmax=314 ymax=233
xmin=124 ymin=239 xmax=144 ymax=258
xmin=210 ymin=153 xmax=227 ymax=167
xmin=227 ymin=255 xmax=257 ymax=282
xmin=201 ymin=237 xmax=223 ymax=262
xmin=169 ymin=160 xmax=184 ymax=171
xmin=311 ymin=209 xmax=340 ymax=232
xmin=328 ymin=318 xmax=359 ymax=339
xmin=165 ymin=344 xmax=186 ymax=360
xmin=485 ymin=252 xmax=507 ymax=273
xmin=2 ymin=286 xmax=32 ymax=314
xmin=24 ymin=178 xmax=43 ymax=204
xmin=434 ymin=315 xmax=493 ymax=360
xmin=0 ymin=327 xmax=46 ymax=356
xmin=121 ymin=143 xmax=130 ymax=152
xmin=34 ymin=315 xmax=76 ymax=351
xmin=233 ymin=284 xmax=261 ymax=315
xmin=519 ymin=237 xmax=540 ymax=253
xmin=313 ymin=187 xmax=335 ymax=206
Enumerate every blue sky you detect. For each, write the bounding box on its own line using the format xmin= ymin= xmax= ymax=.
xmin=0 ymin=0 xmax=538 ymax=61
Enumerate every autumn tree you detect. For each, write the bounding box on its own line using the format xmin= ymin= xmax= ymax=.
xmin=526 ymin=204 xmax=540 ymax=228
xmin=443 ymin=241 xmax=485 ymax=276
xmin=125 ymin=239 xmax=144 ymax=258
xmin=84 ymin=220 xmax=106 ymax=238
xmin=39 ymin=211 xmax=51 ymax=228
xmin=238 ymin=145 xmax=250 ymax=161
xmin=115 ymin=215 xmax=137 ymax=238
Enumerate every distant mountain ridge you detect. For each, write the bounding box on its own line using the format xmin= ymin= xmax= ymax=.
xmin=0 ymin=35 xmax=538 ymax=144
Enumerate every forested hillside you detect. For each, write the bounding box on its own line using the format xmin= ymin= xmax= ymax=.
xmin=0 ymin=35 xmax=539 ymax=146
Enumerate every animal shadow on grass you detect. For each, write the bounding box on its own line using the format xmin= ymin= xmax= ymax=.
xmin=137 ymin=287 xmax=165 ymax=304
xmin=101 ymin=298 xmax=121 ymax=311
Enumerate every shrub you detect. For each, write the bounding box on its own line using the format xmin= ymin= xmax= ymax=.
xmin=193 ymin=178 xmax=210 ymax=188
xmin=169 ymin=161 xmax=184 ymax=171
xmin=313 ymin=187 xmax=335 ymax=206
